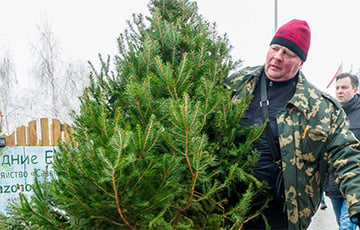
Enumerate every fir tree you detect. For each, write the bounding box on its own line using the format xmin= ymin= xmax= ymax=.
xmin=1 ymin=0 xmax=269 ymax=229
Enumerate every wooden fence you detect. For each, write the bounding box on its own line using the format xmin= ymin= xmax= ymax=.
xmin=5 ymin=118 xmax=73 ymax=146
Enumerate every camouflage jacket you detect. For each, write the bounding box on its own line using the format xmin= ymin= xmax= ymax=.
xmin=225 ymin=65 xmax=360 ymax=229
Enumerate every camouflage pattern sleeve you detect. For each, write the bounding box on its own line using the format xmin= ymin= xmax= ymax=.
xmin=327 ymin=104 xmax=360 ymax=218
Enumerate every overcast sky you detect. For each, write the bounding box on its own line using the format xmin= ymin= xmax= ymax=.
xmin=1 ymin=0 xmax=360 ymax=95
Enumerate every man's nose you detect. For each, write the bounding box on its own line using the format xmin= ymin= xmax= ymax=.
xmin=273 ymin=50 xmax=283 ymax=59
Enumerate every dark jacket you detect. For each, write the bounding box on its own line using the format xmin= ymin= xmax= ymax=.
xmin=325 ymin=93 xmax=360 ymax=198
xmin=344 ymin=93 xmax=360 ymax=139
xmin=225 ymin=66 xmax=360 ymax=229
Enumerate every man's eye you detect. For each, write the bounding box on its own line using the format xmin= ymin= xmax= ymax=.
xmin=284 ymin=51 xmax=295 ymax=58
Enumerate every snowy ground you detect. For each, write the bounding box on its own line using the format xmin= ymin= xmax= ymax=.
xmin=308 ymin=196 xmax=342 ymax=230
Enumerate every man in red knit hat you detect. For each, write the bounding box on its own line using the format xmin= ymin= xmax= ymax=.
xmin=224 ymin=19 xmax=360 ymax=229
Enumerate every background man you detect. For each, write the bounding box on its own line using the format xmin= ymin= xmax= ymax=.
xmin=325 ymin=72 xmax=360 ymax=230
xmin=335 ymin=73 xmax=360 ymax=137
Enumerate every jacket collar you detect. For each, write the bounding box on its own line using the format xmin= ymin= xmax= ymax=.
xmin=342 ymin=93 xmax=360 ymax=113
xmin=288 ymin=72 xmax=312 ymax=115
xmin=248 ymin=66 xmax=311 ymax=115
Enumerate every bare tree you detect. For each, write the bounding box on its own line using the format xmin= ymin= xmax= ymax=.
xmin=30 ymin=15 xmax=60 ymax=117
xmin=0 ymin=46 xmax=17 ymax=134
xmin=57 ymin=59 xmax=89 ymax=124
xmin=29 ymin=15 xmax=89 ymax=125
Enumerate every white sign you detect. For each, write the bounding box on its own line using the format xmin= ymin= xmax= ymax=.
xmin=0 ymin=146 xmax=57 ymax=214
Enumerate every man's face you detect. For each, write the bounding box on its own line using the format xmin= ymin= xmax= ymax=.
xmin=336 ymin=77 xmax=358 ymax=105
xmin=265 ymin=44 xmax=304 ymax=81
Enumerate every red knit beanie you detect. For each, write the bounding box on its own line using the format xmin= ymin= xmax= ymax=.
xmin=270 ymin=19 xmax=311 ymax=61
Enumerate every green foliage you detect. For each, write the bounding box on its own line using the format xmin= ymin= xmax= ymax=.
xmin=0 ymin=173 xmax=69 ymax=230
xmin=1 ymin=0 xmax=269 ymax=229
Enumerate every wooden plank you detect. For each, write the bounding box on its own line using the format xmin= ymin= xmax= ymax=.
xmin=5 ymin=132 xmax=15 ymax=146
xmin=64 ymin=123 xmax=73 ymax=140
xmin=28 ymin=120 xmax=38 ymax=146
xmin=16 ymin=126 xmax=26 ymax=146
xmin=51 ymin=119 xmax=61 ymax=146
xmin=64 ymin=123 xmax=77 ymax=145
xmin=41 ymin=118 xmax=49 ymax=146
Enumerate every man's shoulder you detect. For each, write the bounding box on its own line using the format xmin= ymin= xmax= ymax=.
xmin=300 ymin=77 xmax=342 ymax=110
xmin=321 ymin=91 xmax=342 ymax=109
xmin=353 ymin=94 xmax=360 ymax=110
xmin=224 ymin=65 xmax=263 ymax=89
